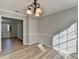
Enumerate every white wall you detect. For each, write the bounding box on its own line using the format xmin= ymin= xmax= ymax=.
xmin=17 ymin=21 xmax=23 ymax=40
xmin=0 ymin=10 xmax=40 ymax=51
xmin=0 ymin=16 xmax=1 ymax=51
xmin=38 ymin=6 xmax=78 ymax=47
xmin=2 ymin=21 xmax=17 ymax=38
xmin=37 ymin=34 xmax=52 ymax=46
xmin=1 ymin=18 xmax=23 ymax=40
xmin=0 ymin=6 xmax=78 ymax=51
xmin=28 ymin=17 xmax=38 ymax=45
xmin=0 ymin=10 xmax=28 ymax=51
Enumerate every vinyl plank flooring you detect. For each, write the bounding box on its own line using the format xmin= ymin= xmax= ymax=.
xmin=0 ymin=37 xmax=28 ymax=56
xmin=0 ymin=38 xmax=77 ymax=59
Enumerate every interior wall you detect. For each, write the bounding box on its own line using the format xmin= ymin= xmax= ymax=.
xmin=0 ymin=6 xmax=78 ymax=51
xmin=0 ymin=10 xmax=28 ymax=47
xmin=0 ymin=10 xmax=40 ymax=51
xmin=1 ymin=20 xmax=23 ymax=39
xmin=38 ymin=6 xmax=78 ymax=47
xmin=28 ymin=17 xmax=38 ymax=45
xmin=0 ymin=16 xmax=1 ymax=51
xmin=2 ymin=21 xmax=17 ymax=38
xmin=17 ymin=21 xmax=23 ymax=40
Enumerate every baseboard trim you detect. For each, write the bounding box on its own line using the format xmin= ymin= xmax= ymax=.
xmin=38 ymin=33 xmax=51 ymax=37
xmin=39 ymin=42 xmax=53 ymax=48
xmin=2 ymin=37 xmax=17 ymax=39
xmin=25 ymin=42 xmax=52 ymax=48
xmin=23 ymin=43 xmax=28 ymax=45
xmin=28 ymin=42 xmax=39 ymax=45
xmin=16 ymin=37 xmax=23 ymax=41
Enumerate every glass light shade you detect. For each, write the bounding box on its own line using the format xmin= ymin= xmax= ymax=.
xmin=35 ymin=13 xmax=40 ymax=16
xmin=36 ymin=8 xmax=42 ymax=14
xmin=26 ymin=9 xmax=32 ymax=15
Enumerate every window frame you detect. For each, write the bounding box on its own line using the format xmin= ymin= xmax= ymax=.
xmin=53 ymin=22 xmax=78 ymax=54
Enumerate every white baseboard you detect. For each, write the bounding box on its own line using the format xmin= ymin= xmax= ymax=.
xmin=2 ymin=36 xmax=17 ymax=39
xmin=16 ymin=37 xmax=23 ymax=41
xmin=24 ymin=41 xmax=52 ymax=48
xmin=23 ymin=43 xmax=28 ymax=45
xmin=28 ymin=42 xmax=39 ymax=45
xmin=39 ymin=42 xmax=53 ymax=48
xmin=23 ymin=33 xmax=52 ymax=47
xmin=24 ymin=42 xmax=39 ymax=46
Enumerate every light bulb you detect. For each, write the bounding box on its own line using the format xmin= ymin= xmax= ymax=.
xmin=26 ymin=9 xmax=32 ymax=15
xmin=36 ymin=8 xmax=42 ymax=14
xmin=35 ymin=13 xmax=40 ymax=17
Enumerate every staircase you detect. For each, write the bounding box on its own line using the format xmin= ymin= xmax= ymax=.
xmin=0 ymin=43 xmax=77 ymax=59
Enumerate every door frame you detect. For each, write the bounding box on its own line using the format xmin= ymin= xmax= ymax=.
xmin=0 ymin=15 xmax=1 ymax=51
xmin=0 ymin=15 xmax=28 ymax=52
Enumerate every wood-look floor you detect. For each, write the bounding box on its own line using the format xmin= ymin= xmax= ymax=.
xmin=0 ymin=41 xmax=65 ymax=59
xmin=0 ymin=38 xmax=77 ymax=59
xmin=0 ymin=37 xmax=28 ymax=56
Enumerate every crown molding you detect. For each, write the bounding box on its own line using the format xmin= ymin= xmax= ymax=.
xmin=0 ymin=9 xmax=26 ymax=17
xmin=39 ymin=4 xmax=78 ymax=18
xmin=0 ymin=4 xmax=77 ymax=18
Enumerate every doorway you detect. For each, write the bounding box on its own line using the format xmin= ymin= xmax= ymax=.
xmin=1 ymin=17 xmax=25 ymax=54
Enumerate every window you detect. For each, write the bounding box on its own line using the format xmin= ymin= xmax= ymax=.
xmin=59 ymin=30 xmax=67 ymax=43
xmin=7 ymin=24 xmax=10 ymax=32
xmin=53 ymin=22 xmax=78 ymax=54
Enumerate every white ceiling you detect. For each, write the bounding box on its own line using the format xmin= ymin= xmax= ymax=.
xmin=0 ymin=0 xmax=78 ymax=16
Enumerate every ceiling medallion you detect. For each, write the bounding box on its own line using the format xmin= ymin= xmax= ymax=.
xmin=26 ymin=0 xmax=42 ymax=17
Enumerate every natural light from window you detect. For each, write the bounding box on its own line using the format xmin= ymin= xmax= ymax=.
xmin=7 ymin=24 xmax=10 ymax=32
xmin=53 ymin=22 xmax=78 ymax=54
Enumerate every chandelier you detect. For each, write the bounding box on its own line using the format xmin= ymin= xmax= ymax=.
xmin=26 ymin=0 xmax=42 ymax=16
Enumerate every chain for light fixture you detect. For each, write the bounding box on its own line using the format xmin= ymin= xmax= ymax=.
xmin=26 ymin=0 xmax=42 ymax=16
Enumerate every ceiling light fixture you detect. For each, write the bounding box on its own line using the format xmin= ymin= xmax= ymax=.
xmin=26 ymin=0 xmax=42 ymax=16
